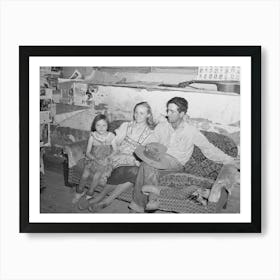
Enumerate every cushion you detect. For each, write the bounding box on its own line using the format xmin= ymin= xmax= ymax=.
xmin=184 ymin=131 xmax=238 ymax=180
xmin=63 ymin=140 xmax=87 ymax=168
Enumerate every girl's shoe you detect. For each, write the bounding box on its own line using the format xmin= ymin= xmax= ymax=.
xmin=72 ymin=191 xmax=85 ymax=204
xmin=78 ymin=195 xmax=90 ymax=210
xmin=88 ymin=202 xmax=108 ymax=213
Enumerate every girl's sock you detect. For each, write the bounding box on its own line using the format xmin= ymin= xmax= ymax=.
xmin=72 ymin=191 xmax=85 ymax=203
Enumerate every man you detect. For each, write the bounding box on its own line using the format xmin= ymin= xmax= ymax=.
xmin=129 ymin=97 xmax=238 ymax=213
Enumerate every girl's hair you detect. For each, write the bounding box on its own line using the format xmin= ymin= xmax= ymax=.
xmin=133 ymin=101 xmax=155 ymax=129
xmin=90 ymin=114 xmax=109 ymax=132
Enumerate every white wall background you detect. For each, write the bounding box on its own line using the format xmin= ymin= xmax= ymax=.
xmin=95 ymin=85 xmax=240 ymax=124
xmin=0 ymin=0 xmax=279 ymax=280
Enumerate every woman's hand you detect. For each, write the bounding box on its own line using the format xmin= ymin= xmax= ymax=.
xmin=85 ymin=152 xmax=94 ymax=160
xmin=98 ymin=157 xmax=111 ymax=166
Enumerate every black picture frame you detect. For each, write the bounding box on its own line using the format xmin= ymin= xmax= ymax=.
xmin=20 ymin=46 xmax=261 ymax=233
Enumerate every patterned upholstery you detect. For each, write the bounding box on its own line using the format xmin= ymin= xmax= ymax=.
xmin=68 ymin=165 xmax=217 ymax=213
xmin=184 ymin=130 xmax=238 ymax=180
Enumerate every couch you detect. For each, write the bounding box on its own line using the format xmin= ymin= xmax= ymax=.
xmin=60 ymin=120 xmax=239 ymax=213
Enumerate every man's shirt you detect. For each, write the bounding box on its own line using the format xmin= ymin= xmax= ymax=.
xmin=150 ymin=119 xmax=234 ymax=165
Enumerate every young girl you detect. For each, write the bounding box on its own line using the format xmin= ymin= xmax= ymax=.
xmin=72 ymin=114 xmax=115 ymax=203
xmin=81 ymin=101 xmax=155 ymax=211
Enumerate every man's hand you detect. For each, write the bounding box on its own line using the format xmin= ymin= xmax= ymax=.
xmin=225 ymin=156 xmax=240 ymax=170
xmin=232 ymin=157 xmax=240 ymax=170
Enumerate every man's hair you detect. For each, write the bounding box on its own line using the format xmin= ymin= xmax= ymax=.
xmin=167 ymin=97 xmax=188 ymax=113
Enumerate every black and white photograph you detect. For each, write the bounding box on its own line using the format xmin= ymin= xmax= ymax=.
xmin=41 ymin=66 xmax=241 ymax=215
xmin=20 ymin=46 xmax=260 ymax=233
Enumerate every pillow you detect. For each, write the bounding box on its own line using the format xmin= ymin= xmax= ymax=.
xmin=184 ymin=131 xmax=238 ymax=180
xmin=64 ymin=140 xmax=87 ymax=168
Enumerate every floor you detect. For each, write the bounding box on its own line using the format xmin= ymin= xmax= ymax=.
xmin=41 ymin=156 xmax=131 ymax=213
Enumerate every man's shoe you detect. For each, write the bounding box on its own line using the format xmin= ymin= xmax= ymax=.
xmin=145 ymin=195 xmax=160 ymax=211
xmin=128 ymin=201 xmax=145 ymax=213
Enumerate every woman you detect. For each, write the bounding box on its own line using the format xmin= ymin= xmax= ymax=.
xmin=79 ymin=101 xmax=155 ymax=212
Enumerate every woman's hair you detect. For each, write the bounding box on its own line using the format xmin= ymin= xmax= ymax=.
xmin=167 ymin=97 xmax=188 ymax=113
xmin=133 ymin=101 xmax=155 ymax=129
xmin=90 ymin=114 xmax=110 ymax=132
